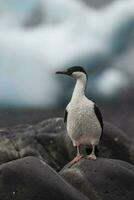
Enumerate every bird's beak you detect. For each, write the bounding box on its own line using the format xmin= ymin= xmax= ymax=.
xmin=56 ymin=70 xmax=69 ymax=75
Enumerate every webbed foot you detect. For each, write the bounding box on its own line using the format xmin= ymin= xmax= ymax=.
xmin=87 ymin=153 xmax=97 ymax=160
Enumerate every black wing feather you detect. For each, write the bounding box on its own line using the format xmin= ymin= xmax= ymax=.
xmin=64 ymin=110 xmax=68 ymax=123
xmin=94 ymin=104 xmax=103 ymax=138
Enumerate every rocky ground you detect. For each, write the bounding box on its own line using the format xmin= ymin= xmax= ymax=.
xmin=0 ymin=117 xmax=133 ymax=200
xmin=1 ymin=86 xmax=134 ymax=140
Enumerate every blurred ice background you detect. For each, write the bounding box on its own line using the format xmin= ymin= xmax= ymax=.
xmin=0 ymin=0 xmax=134 ymax=137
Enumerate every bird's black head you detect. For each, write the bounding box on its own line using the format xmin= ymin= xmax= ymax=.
xmin=56 ymin=66 xmax=87 ymax=79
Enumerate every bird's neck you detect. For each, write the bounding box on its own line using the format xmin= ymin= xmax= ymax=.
xmin=71 ymin=76 xmax=87 ymax=102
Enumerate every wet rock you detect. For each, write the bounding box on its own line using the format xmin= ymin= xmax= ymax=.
xmin=0 ymin=118 xmax=133 ymax=171
xmin=0 ymin=156 xmax=89 ymax=200
xmin=60 ymin=158 xmax=134 ymax=200
xmin=99 ymin=122 xmax=134 ymax=164
xmin=0 ymin=118 xmax=71 ymax=171
xmin=0 ymin=125 xmax=59 ymax=170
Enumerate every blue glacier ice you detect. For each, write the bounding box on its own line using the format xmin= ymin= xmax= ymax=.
xmin=0 ymin=0 xmax=133 ymax=107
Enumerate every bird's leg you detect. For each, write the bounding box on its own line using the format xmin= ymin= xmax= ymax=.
xmin=70 ymin=142 xmax=83 ymax=165
xmin=87 ymin=144 xmax=96 ymax=160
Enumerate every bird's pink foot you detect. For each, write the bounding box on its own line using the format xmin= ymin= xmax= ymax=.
xmin=87 ymin=153 xmax=97 ymax=160
xmin=70 ymin=154 xmax=83 ymax=165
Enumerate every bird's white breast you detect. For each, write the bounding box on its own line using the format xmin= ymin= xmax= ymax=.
xmin=66 ymin=97 xmax=101 ymax=146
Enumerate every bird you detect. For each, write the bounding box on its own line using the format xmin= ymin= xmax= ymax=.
xmin=56 ymin=66 xmax=103 ymax=164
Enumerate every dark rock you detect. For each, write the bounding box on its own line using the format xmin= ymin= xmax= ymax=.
xmin=99 ymin=122 xmax=134 ymax=164
xmin=0 ymin=118 xmax=72 ymax=171
xmin=36 ymin=119 xmax=134 ymax=165
xmin=34 ymin=118 xmax=74 ymax=168
xmin=60 ymin=158 xmax=134 ymax=200
xmin=0 ymin=125 xmax=60 ymax=171
xmin=0 ymin=118 xmax=133 ymax=171
xmin=0 ymin=156 xmax=89 ymax=200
